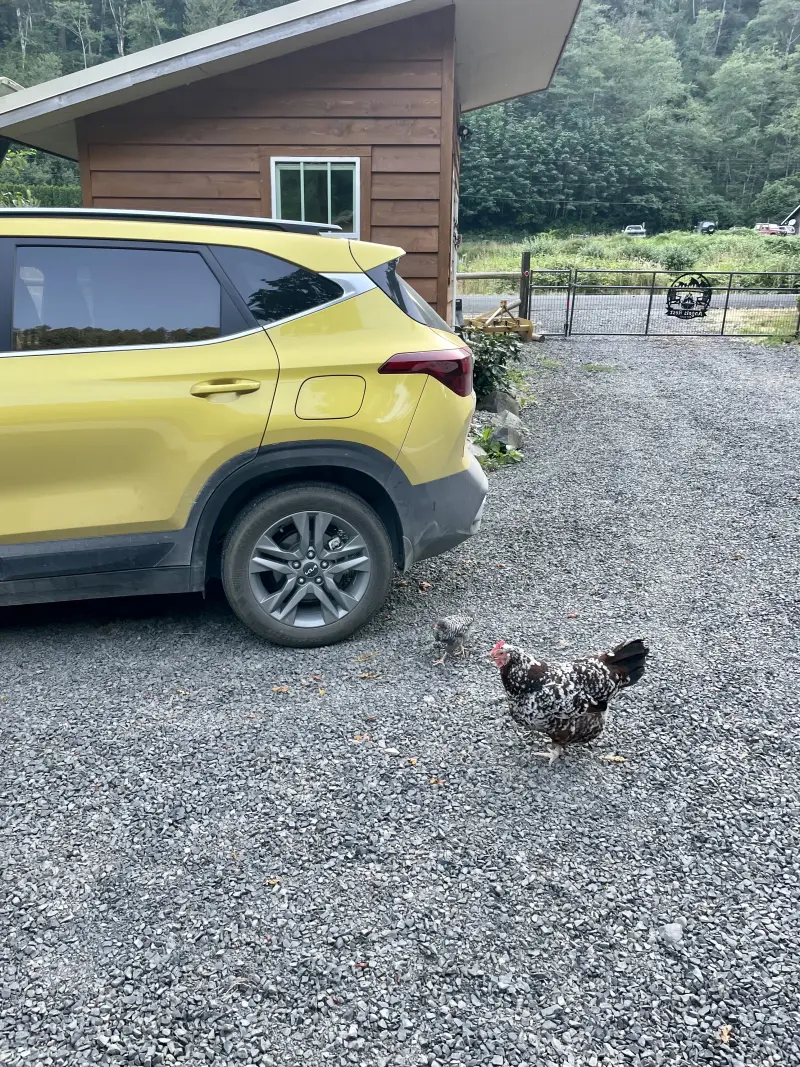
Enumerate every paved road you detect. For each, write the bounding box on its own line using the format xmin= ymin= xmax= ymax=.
xmin=2 ymin=335 xmax=799 ymax=1065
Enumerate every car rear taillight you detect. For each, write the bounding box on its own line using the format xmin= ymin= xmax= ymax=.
xmin=378 ymin=347 xmax=473 ymax=397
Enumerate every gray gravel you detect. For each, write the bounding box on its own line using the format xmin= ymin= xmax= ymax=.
xmin=2 ymin=334 xmax=800 ymax=1067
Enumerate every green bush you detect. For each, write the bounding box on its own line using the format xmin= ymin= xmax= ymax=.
xmin=0 ymin=185 xmax=82 ymax=207
xmin=463 ymin=330 xmax=524 ymax=400
xmin=470 ymin=426 xmax=524 ymax=471
xmin=658 ymin=243 xmax=696 ymax=272
xmin=0 ymin=189 xmax=39 ymax=207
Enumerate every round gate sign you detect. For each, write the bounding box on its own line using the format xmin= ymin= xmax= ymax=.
xmin=666 ymin=273 xmax=714 ymax=319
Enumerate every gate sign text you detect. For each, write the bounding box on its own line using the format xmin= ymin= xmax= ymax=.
xmin=666 ymin=273 xmax=714 ymax=319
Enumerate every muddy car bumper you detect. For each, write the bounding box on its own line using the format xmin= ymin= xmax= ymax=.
xmin=386 ymin=457 xmax=489 ymax=572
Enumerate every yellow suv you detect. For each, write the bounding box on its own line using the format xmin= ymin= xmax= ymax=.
xmin=0 ymin=208 xmax=487 ymax=646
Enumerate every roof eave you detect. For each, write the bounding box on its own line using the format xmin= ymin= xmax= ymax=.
xmin=0 ymin=0 xmax=582 ymax=159
xmin=0 ymin=0 xmax=441 ymax=157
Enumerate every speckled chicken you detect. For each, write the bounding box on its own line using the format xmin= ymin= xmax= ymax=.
xmin=433 ymin=614 xmax=475 ymax=666
xmin=489 ymin=637 xmax=649 ymax=761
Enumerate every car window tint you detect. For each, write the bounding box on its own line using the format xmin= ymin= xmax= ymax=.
xmin=212 ymin=245 xmax=343 ymax=325
xmin=13 ymin=245 xmax=221 ymax=352
xmin=367 ymin=259 xmax=451 ymax=333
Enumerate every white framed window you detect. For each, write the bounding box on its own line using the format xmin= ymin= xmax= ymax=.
xmin=271 ymin=157 xmax=361 ymax=239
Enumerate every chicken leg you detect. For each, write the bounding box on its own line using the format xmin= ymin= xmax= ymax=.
xmin=532 ymin=743 xmax=565 ymax=765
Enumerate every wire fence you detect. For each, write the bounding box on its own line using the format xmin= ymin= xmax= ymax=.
xmin=456 ymin=264 xmax=800 ymax=340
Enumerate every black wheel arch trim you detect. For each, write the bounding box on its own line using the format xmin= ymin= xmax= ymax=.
xmin=0 ymin=443 xmax=487 ymax=603
xmin=188 ymin=441 xmax=406 ymax=583
xmin=0 ymin=442 xmax=405 ymax=591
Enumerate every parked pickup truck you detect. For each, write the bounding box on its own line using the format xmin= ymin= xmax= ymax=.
xmin=622 ymin=224 xmax=647 ymax=237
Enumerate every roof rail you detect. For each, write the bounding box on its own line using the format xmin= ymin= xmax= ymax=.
xmin=0 ymin=206 xmax=343 ymax=235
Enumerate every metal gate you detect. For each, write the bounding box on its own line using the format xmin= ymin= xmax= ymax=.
xmin=457 ymin=266 xmax=800 ymax=340
xmin=569 ymin=270 xmax=800 ymax=338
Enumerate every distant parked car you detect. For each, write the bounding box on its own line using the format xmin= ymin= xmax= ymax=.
xmin=695 ymin=220 xmax=717 ymax=235
xmin=754 ymin=223 xmax=782 ymax=236
xmin=622 ymin=224 xmax=647 ymax=237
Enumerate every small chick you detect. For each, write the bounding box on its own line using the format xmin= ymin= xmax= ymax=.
xmin=433 ymin=614 xmax=475 ymax=666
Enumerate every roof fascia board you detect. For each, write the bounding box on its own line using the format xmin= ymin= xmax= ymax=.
xmin=0 ymin=0 xmax=444 ymax=133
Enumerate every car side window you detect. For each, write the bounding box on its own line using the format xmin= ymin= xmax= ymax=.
xmin=13 ymin=245 xmax=222 ymax=352
xmin=212 ymin=245 xmax=343 ymax=326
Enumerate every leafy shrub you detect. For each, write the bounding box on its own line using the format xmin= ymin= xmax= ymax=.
xmin=0 ymin=184 xmax=81 ymax=207
xmin=471 ymin=426 xmax=524 ymax=471
xmin=0 ymin=189 xmax=40 ymax=207
xmin=659 ymin=244 xmax=696 ymax=272
xmin=463 ymin=330 xmax=524 ymax=400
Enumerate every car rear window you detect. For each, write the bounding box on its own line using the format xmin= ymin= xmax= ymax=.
xmin=13 ymin=245 xmax=221 ymax=352
xmin=212 ymin=246 xmax=343 ymax=325
xmin=367 ymin=259 xmax=451 ymax=333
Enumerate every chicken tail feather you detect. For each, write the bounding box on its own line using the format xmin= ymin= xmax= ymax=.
xmin=601 ymin=638 xmax=649 ymax=688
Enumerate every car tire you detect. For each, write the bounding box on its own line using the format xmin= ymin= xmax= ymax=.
xmin=221 ymin=483 xmax=394 ymax=647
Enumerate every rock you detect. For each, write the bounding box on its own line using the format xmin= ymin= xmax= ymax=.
xmin=467 ymin=440 xmax=487 ymax=459
xmin=489 ymin=411 xmax=524 ymax=451
xmin=477 ymin=390 xmax=521 ymax=416
xmin=660 ymin=920 xmax=687 ymax=946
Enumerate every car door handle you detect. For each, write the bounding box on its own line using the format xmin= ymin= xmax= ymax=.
xmin=190 ymin=379 xmax=262 ymax=398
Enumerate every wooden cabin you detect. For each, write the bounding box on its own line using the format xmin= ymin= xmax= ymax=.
xmin=0 ymin=0 xmax=580 ymax=321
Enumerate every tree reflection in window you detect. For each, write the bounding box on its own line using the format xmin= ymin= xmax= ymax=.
xmin=13 ymin=245 xmax=221 ymax=353
xmin=213 ymin=246 xmax=343 ymax=326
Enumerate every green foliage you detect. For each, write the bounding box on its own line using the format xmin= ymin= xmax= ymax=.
xmin=0 ymin=184 xmax=81 ymax=206
xmin=459 ymin=230 xmax=800 ymax=292
xmin=0 ymin=147 xmax=78 ymax=187
xmin=0 ymin=1 xmax=295 ymax=81
xmin=184 ymin=0 xmax=242 ymax=35
xmin=658 ymin=244 xmax=696 ymax=273
xmin=463 ymin=330 xmax=524 ymax=401
xmin=459 ymin=0 xmax=800 ymax=235
xmin=753 ymin=178 xmax=800 ymax=223
xmin=471 ymin=427 xmax=524 ymax=473
xmin=0 ymin=188 xmax=39 ymax=207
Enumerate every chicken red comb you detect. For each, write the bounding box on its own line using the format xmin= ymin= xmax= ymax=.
xmin=490 ymin=640 xmax=506 ymax=654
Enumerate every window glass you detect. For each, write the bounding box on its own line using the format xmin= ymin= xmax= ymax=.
xmin=213 ymin=245 xmax=343 ymax=326
xmin=303 ymin=164 xmax=328 ymax=225
xmin=274 ymin=159 xmax=358 ymax=236
xmin=330 ymin=165 xmax=355 ymax=233
xmin=13 ymin=245 xmax=221 ymax=352
xmin=367 ymin=259 xmax=452 ymax=333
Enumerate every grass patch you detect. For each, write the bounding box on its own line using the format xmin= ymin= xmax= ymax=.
xmin=536 ymin=356 xmax=562 ymax=370
xmin=582 ymin=363 xmax=619 ymax=372
xmin=723 ymin=308 xmax=800 ymax=346
xmin=458 ymin=229 xmax=800 ymax=293
xmin=506 ymin=366 xmax=537 ymax=406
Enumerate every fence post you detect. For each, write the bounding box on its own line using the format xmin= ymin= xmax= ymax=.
xmin=519 ymin=251 xmax=531 ymax=320
xmin=568 ymin=270 xmax=578 ymax=335
xmin=644 ymin=271 xmax=657 ymax=335
xmin=564 ymin=270 xmax=572 ymax=336
xmin=720 ymin=273 xmax=733 ymax=336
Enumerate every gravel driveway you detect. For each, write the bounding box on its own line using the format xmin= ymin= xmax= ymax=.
xmin=2 ymin=336 xmax=799 ymax=1067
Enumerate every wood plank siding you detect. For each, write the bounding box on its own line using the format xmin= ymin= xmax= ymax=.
xmin=78 ymin=9 xmax=457 ymax=316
